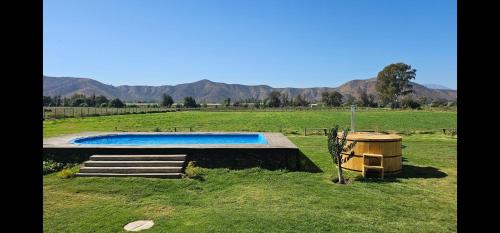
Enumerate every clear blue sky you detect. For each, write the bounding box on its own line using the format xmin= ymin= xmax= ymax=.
xmin=44 ymin=0 xmax=456 ymax=89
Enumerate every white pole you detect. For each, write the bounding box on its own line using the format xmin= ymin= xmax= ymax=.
xmin=351 ymin=105 xmax=356 ymax=132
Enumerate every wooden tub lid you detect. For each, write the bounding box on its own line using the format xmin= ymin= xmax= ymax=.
xmin=337 ymin=131 xmax=402 ymax=142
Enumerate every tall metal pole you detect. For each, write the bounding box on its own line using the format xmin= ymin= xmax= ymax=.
xmin=351 ymin=105 xmax=356 ymax=132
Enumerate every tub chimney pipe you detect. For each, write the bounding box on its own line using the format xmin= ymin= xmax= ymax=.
xmin=351 ymin=105 xmax=357 ymax=133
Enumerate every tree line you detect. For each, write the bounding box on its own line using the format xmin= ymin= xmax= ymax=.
xmin=43 ymin=94 xmax=125 ymax=108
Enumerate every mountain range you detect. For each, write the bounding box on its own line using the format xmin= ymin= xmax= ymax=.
xmin=43 ymin=76 xmax=457 ymax=103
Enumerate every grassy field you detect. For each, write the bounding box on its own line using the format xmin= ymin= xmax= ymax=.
xmin=43 ymin=110 xmax=456 ymax=138
xmin=43 ymin=110 xmax=457 ymax=232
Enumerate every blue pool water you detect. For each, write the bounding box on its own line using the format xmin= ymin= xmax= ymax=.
xmin=72 ymin=134 xmax=268 ymax=145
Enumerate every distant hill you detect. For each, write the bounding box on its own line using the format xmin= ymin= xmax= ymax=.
xmin=43 ymin=76 xmax=457 ymax=103
xmin=422 ymin=83 xmax=454 ymax=90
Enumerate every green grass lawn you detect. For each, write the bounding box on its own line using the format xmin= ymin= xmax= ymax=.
xmin=43 ymin=110 xmax=456 ymax=137
xmin=43 ymin=110 xmax=457 ymax=232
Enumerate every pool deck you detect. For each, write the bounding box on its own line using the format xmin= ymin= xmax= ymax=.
xmin=43 ymin=132 xmax=297 ymax=149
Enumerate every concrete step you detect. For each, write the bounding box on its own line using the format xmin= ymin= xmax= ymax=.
xmin=76 ymin=172 xmax=182 ymax=179
xmin=89 ymin=154 xmax=187 ymax=161
xmin=84 ymin=160 xmax=185 ymax=167
xmin=79 ymin=166 xmax=183 ymax=174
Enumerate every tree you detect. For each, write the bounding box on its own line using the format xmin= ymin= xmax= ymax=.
xmin=266 ymin=91 xmax=281 ymax=107
xmin=368 ymin=95 xmax=377 ymax=107
xmin=254 ymin=101 xmax=261 ymax=109
xmin=183 ymin=96 xmax=198 ymax=108
xmin=53 ymin=95 xmax=62 ymax=106
xmin=43 ymin=96 xmax=52 ymax=106
xmin=343 ymin=94 xmax=356 ymax=106
xmin=71 ymin=98 xmax=86 ymax=107
xmin=224 ymin=98 xmax=231 ymax=107
xmin=293 ymin=94 xmax=309 ymax=107
xmin=330 ymin=92 xmax=343 ymax=106
xmin=161 ymin=94 xmax=174 ymax=107
xmin=327 ymin=126 xmax=352 ymax=184
xmin=95 ymin=95 xmax=109 ymax=107
xmin=62 ymin=97 xmax=71 ymax=106
xmin=401 ymin=96 xmax=421 ymax=109
xmin=375 ymin=63 xmax=417 ymax=108
xmin=68 ymin=93 xmax=85 ymax=107
xmin=281 ymin=93 xmax=290 ymax=107
xmin=357 ymin=87 xmax=377 ymax=107
xmin=322 ymin=91 xmax=343 ymax=107
xmin=321 ymin=92 xmax=329 ymax=106
xmin=109 ymin=98 xmax=125 ymax=108
xmin=88 ymin=92 xmax=96 ymax=107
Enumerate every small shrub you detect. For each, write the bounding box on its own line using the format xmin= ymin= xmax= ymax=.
xmin=444 ymin=128 xmax=457 ymax=136
xmin=184 ymin=161 xmax=201 ymax=179
xmin=57 ymin=165 xmax=80 ymax=179
xmin=153 ymin=127 xmax=161 ymax=132
xmin=430 ymin=99 xmax=448 ymax=107
xmin=327 ymin=126 xmax=352 ymax=184
xmin=43 ymin=160 xmax=64 ymax=174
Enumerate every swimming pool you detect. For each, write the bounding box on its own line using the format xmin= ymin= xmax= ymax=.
xmin=44 ymin=132 xmax=300 ymax=170
xmin=72 ymin=133 xmax=268 ymax=145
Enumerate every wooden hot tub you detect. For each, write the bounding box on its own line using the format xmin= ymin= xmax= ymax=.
xmin=338 ymin=131 xmax=402 ymax=175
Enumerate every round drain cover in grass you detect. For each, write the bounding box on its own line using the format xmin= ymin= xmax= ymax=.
xmin=124 ymin=220 xmax=154 ymax=231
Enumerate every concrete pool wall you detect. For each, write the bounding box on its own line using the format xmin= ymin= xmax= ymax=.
xmin=43 ymin=132 xmax=301 ymax=170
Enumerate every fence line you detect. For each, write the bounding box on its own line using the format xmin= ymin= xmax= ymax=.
xmin=43 ymin=107 xmax=176 ymax=120
xmin=43 ymin=105 xmax=456 ymax=120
